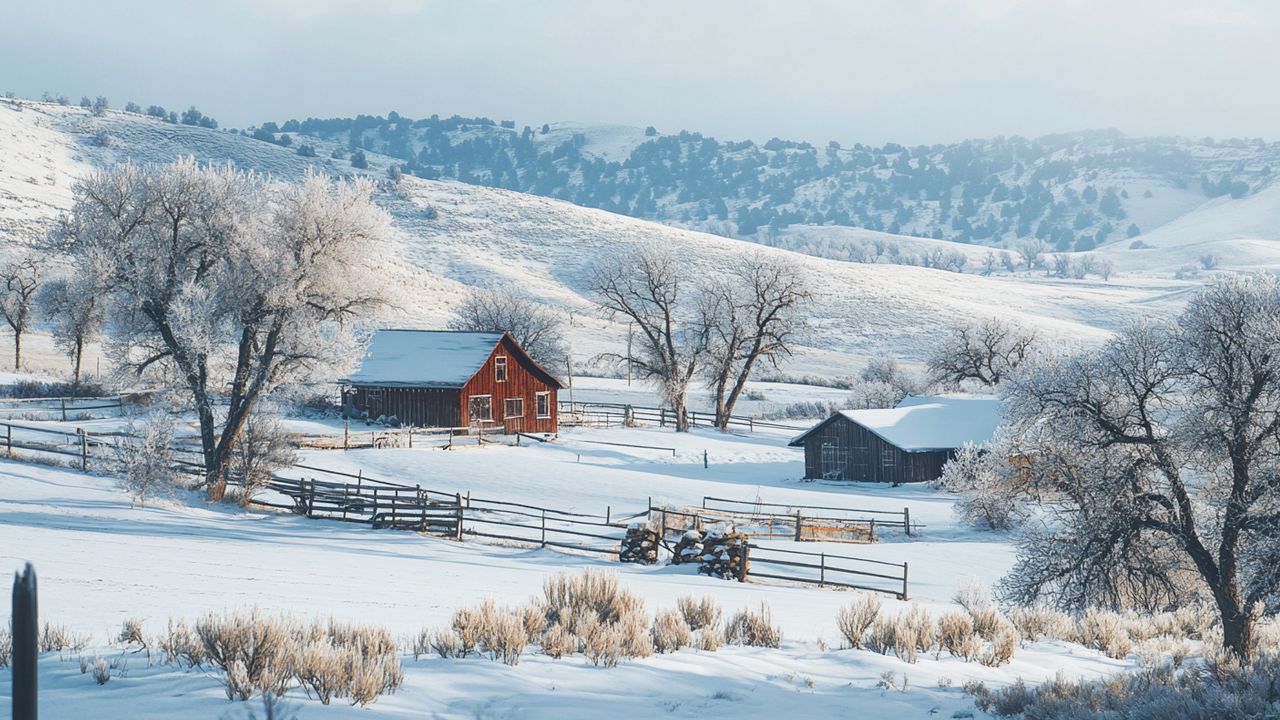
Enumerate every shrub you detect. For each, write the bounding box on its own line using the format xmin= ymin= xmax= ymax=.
xmin=1076 ymin=608 xmax=1134 ymax=660
xmin=980 ymin=619 xmax=1018 ymax=667
xmin=115 ymin=411 xmax=179 ymax=504
xmin=39 ymin=623 xmax=89 ymax=653
xmin=724 ymin=603 xmax=782 ymax=649
xmin=697 ymin=625 xmax=725 ymax=651
xmin=480 ymin=606 xmax=528 ymax=666
xmin=428 ymin=628 xmax=461 ymax=659
xmin=652 ymin=609 xmax=692 ymax=653
xmin=676 ymin=594 xmax=722 ymax=632
xmin=836 ymin=594 xmax=881 ymax=648
xmin=157 ymin=618 xmax=205 ymax=667
xmin=1008 ymin=607 xmax=1073 ymax=643
xmin=541 ymin=624 xmax=577 ymax=659
xmin=92 ymin=656 xmax=112 ymax=684
xmin=293 ymin=641 xmax=401 ymax=706
xmin=228 ymin=411 xmax=296 ymax=506
xmin=196 ymin=608 xmax=296 ymax=700
xmin=541 ymin=569 xmax=643 ymax=629
xmin=936 ymin=611 xmax=977 ymax=659
xmin=579 ymin=616 xmax=623 ymax=667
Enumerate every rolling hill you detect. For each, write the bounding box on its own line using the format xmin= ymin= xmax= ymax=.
xmin=0 ymin=98 xmax=1250 ymax=379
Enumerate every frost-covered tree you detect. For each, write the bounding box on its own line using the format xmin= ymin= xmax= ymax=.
xmin=927 ymin=318 xmax=1036 ymax=387
xmin=702 ymin=254 xmax=810 ymax=429
xmin=447 ymin=289 xmax=569 ymax=372
xmin=38 ymin=277 xmax=104 ymax=387
xmin=0 ymin=257 xmax=41 ymax=370
xmin=52 ymin=158 xmax=392 ymax=500
xmin=935 ymin=442 xmax=1028 ymax=530
xmin=591 ymin=249 xmax=710 ymax=432
xmin=115 ymin=410 xmax=177 ymax=505
xmin=852 ymin=354 xmax=927 ymax=407
xmin=1000 ymin=274 xmax=1280 ymax=659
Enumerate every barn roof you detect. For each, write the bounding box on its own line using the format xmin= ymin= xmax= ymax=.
xmin=343 ymin=330 xmax=507 ymax=388
xmin=788 ymin=395 xmax=1003 ymax=452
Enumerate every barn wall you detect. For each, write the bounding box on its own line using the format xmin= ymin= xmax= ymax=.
xmin=799 ymin=416 xmax=954 ymax=484
xmin=349 ymin=386 xmax=462 ymax=428
xmin=460 ymin=336 xmax=558 ymax=433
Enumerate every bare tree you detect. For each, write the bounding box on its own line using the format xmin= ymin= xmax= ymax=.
xmin=447 ymin=288 xmax=569 ymax=372
xmin=999 ymin=273 xmax=1280 ymax=659
xmin=591 ymin=250 xmax=710 ymax=432
xmin=927 ymin=318 xmax=1037 ymax=387
xmin=0 ymin=257 xmax=40 ymax=370
xmin=229 ymin=410 xmax=297 ymax=507
xmin=38 ymin=277 xmax=104 ymax=387
xmin=1015 ymin=239 xmax=1047 ymax=270
xmin=702 ymin=256 xmax=810 ymax=429
xmin=54 ymin=159 xmax=392 ymax=500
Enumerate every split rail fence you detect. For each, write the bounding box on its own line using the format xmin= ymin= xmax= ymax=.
xmin=558 ymin=401 xmax=805 ymax=433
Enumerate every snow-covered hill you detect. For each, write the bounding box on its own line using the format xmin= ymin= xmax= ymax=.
xmin=0 ymin=99 xmax=1234 ymax=378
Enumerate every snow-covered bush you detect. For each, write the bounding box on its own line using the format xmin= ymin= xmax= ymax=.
xmin=0 ymin=625 xmax=10 ymax=668
xmin=1075 ymin=608 xmax=1133 ymax=660
xmin=228 ymin=410 xmax=296 ymax=507
xmin=724 ymin=603 xmax=782 ymax=649
xmin=91 ymin=656 xmax=112 ymax=684
xmin=196 ymin=609 xmax=296 ymax=700
xmin=835 ymin=594 xmax=881 ymax=648
xmin=1007 ymin=607 xmax=1073 ymax=643
xmin=114 ymin=411 xmax=178 ymax=505
xmin=936 ymin=443 xmax=1028 ymax=531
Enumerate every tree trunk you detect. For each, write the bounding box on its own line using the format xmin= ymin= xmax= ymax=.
xmin=673 ymin=395 xmax=690 ymax=432
xmin=72 ymin=338 xmax=83 ymax=389
xmin=1219 ymin=597 xmax=1253 ymax=660
xmin=13 ymin=330 xmax=20 ymax=371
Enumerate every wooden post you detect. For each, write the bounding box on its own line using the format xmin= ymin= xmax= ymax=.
xmin=6 ymin=422 xmax=11 ymax=456
xmin=342 ymin=483 xmax=350 ymax=521
xmin=794 ymin=510 xmax=803 ymax=541
xmin=12 ymin=562 xmax=37 ymax=720
xmin=703 ymin=450 xmax=708 ymax=469
xmin=870 ymin=517 xmax=877 ymax=543
xmin=540 ymin=509 xmax=547 ymax=548
xmin=79 ymin=428 xmax=88 ymax=471
xmin=372 ymin=487 xmax=380 ymax=524
xmin=902 ymin=561 xmax=909 ymax=601
xmin=606 ymin=505 xmax=611 ymax=525
xmin=737 ymin=543 xmax=749 ymax=583
xmin=454 ymin=492 xmax=464 ymax=540
xmin=820 ymin=552 xmax=826 ymax=588
xmin=416 ymin=483 xmax=425 ymax=531
xmin=408 ymin=427 xmax=413 ymax=449
xmin=307 ymin=479 xmax=315 ymax=518
xmin=904 ymin=507 xmax=911 ymax=537
xmin=61 ymin=397 xmax=67 ymax=422
xmin=661 ymin=509 xmax=668 ymax=539
xmin=343 ymin=417 xmax=349 ymax=451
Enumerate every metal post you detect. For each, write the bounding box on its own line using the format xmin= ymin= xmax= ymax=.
xmin=904 ymin=507 xmax=911 ymax=537
xmin=12 ymin=562 xmax=37 ymax=720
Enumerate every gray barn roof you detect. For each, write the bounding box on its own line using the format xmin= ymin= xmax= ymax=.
xmin=789 ymin=395 xmax=1003 ymax=452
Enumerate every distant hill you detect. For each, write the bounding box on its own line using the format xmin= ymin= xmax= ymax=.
xmin=243 ymin=111 xmax=1279 ymax=256
xmin=0 ymin=98 xmax=1204 ymax=378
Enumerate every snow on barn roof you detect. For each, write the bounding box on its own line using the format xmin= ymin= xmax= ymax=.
xmin=789 ymin=395 xmax=1003 ymax=452
xmin=343 ymin=330 xmax=505 ymax=388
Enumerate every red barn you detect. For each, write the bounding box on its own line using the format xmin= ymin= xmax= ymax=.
xmin=342 ymin=330 xmax=562 ymax=433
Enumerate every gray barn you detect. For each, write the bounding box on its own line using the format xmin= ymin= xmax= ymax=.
xmin=788 ymin=396 xmax=1002 ymax=484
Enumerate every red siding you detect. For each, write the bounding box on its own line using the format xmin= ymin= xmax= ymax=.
xmin=460 ymin=336 xmax=559 ymax=434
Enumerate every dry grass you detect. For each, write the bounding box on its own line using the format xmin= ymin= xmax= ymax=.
xmin=724 ymin=603 xmax=782 ymax=649
xmin=38 ymin=623 xmax=90 ymax=654
xmin=1076 ymin=608 xmax=1134 ymax=660
xmin=652 ymin=609 xmax=692 ymax=653
xmin=676 ymin=594 xmax=722 ymax=632
xmin=156 ymin=618 xmax=206 ymax=668
xmin=836 ymin=594 xmax=881 ymax=649
xmin=937 ymin=610 xmax=978 ymax=660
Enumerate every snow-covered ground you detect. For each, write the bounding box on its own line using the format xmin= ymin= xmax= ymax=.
xmin=3 ymin=422 xmax=1135 ymax=718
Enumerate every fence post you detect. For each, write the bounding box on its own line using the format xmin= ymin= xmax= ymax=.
xmin=12 ymin=562 xmax=37 ymax=720
xmin=61 ymin=397 xmax=67 ymax=422
xmin=540 ymin=509 xmax=547 ymax=548
xmin=342 ymin=483 xmax=350 ymax=521
xmin=794 ymin=510 xmax=803 ymax=541
xmin=343 ymin=417 xmax=349 ymax=451
xmin=737 ymin=543 xmax=749 ymax=583
xmin=606 ymin=505 xmax=611 ymax=525
xmin=371 ymin=487 xmax=379 ymax=524
xmin=454 ymin=492 xmax=464 ymax=540
xmin=79 ymin=427 xmax=88 ymax=471
xmin=408 ymin=427 xmax=413 ymax=449
xmin=902 ymin=561 xmax=909 ymax=601
xmin=703 ymin=450 xmax=708 ymax=469
xmin=870 ymin=517 xmax=877 ymax=543
xmin=904 ymin=507 xmax=911 ymax=537
xmin=820 ymin=552 xmax=826 ymax=588
xmin=307 ymin=479 xmax=315 ymax=518
xmin=6 ymin=422 xmax=11 ymax=456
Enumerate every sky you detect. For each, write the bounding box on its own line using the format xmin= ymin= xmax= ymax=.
xmin=4 ymin=0 xmax=1279 ymax=146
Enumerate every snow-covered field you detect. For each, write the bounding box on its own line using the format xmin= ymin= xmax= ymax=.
xmin=2 ymin=422 xmax=1135 ymax=719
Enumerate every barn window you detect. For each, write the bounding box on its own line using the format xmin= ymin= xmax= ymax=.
xmin=468 ymin=395 xmax=492 ymax=423
xmin=535 ymin=391 xmax=551 ymax=418
xmin=495 ymin=356 xmax=508 ymax=382
xmin=505 ymin=397 xmax=524 ymax=419
xmin=880 ymin=449 xmax=896 ymax=467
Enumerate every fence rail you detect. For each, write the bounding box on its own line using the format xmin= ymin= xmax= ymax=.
xmin=701 ymin=496 xmax=913 ymax=536
xmin=558 ymin=401 xmax=805 ymax=432
xmin=746 ymin=543 xmax=909 ymax=599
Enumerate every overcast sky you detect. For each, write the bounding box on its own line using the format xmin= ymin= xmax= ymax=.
xmin=5 ymin=0 xmax=1277 ymax=146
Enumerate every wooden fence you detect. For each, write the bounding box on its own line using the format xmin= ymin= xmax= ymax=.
xmin=0 ymin=395 xmax=125 ymax=421
xmin=746 ymin=544 xmax=909 ymax=600
xmin=558 ymin=401 xmax=805 ymax=433
xmin=700 ymin=496 xmax=913 ymax=537
xmin=294 ymin=424 xmax=508 ymax=451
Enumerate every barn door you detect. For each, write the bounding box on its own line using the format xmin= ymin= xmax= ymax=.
xmin=821 ymin=441 xmax=845 ymax=480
